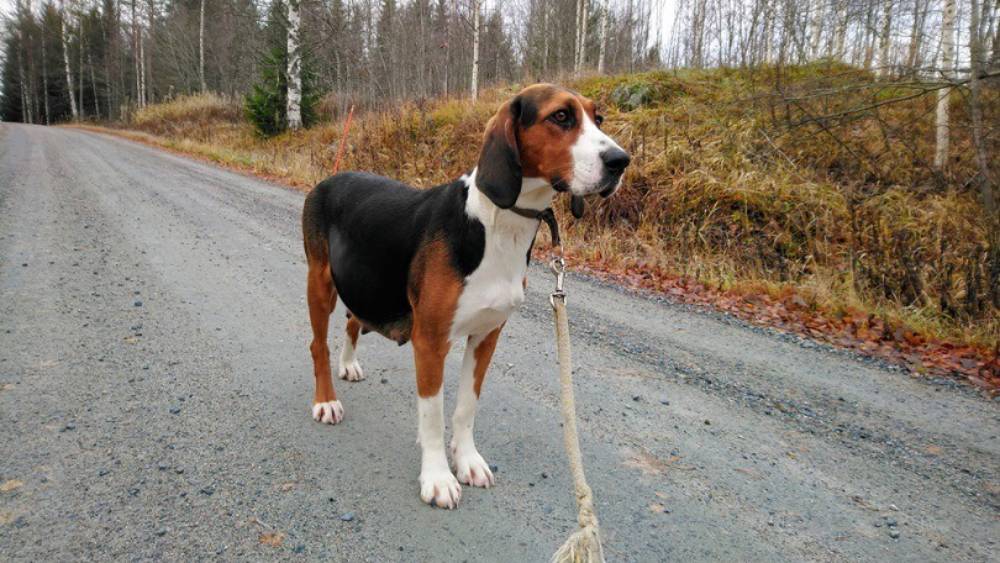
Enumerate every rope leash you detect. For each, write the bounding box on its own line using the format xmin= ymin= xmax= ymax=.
xmin=514 ymin=205 xmax=604 ymax=560
xmin=547 ymin=244 xmax=606 ymax=563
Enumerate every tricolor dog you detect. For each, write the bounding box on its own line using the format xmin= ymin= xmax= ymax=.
xmin=301 ymin=84 xmax=631 ymax=508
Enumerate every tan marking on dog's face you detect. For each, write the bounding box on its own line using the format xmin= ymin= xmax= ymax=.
xmin=513 ymin=84 xmax=625 ymax=195
xmin=516 ymin=85 xmax=586 ymax=185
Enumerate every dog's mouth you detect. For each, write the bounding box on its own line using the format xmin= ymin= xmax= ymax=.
xmin=598 ymin=171 xmax=624 ymax=197
xmin=568 ymin=174 xmax=623 ymax=218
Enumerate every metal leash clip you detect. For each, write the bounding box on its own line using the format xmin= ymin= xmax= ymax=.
xmin=550 ymin=255 xmax=567 ymax=307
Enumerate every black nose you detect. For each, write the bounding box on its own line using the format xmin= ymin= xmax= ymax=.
xmin=601 ymin=148 xmax=631 ymax=172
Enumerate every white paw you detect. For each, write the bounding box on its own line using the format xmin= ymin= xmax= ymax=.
xmin=311 ymin=401 xmax=344 ymax=424
xmin=338 ymin=360 xmax=365 ymax=382
xmin=452 ymin=448 xmax=495 ymax=488
xmin=419 ymin=468 xmax=462 ymax=509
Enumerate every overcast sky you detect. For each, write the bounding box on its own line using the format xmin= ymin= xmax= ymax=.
xmin=0 ymin=0 xmax=677 ymax=49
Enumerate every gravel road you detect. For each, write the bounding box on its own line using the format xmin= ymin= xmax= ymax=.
xmin=1 ymin=123 xmax=997 ymax=562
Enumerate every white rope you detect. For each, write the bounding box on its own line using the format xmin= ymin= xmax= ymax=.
xmin=549 ymin=264 xmax=606 ymax=563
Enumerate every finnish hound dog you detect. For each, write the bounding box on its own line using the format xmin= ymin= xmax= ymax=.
xmin=301 ymin=83 xmax=631 ymax=508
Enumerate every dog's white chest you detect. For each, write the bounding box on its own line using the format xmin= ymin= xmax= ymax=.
xmin=452 ymin=272 xmax=525 ymax=338
xmin=450 ymin=171 xmax=553 ymax=340
xmin=451 ymin=229 xmax=530 ymax=339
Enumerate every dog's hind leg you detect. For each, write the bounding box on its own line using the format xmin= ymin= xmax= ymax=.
xmin=338 ymin=314 xmax=365 ymax=381
xmin=307 ymin=254 xmax=344 ymax=424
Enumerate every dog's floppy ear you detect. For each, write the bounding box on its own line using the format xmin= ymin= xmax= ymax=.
xmin=476 ymin=97 xmax=522 ymax=209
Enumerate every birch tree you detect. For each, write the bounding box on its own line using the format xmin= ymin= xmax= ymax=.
xmin=77 ymin=12 xmax=83 ymax=118
xmin=139 ymin=24 xmax=146 ymax=107
xmin=60 ymin=0 xmax=78 ymax=121
xmin=691 ymin=0 xmax=707 ymax=68
xmin=832 ymin=1 xmax=848 ymax=59
xmin=41 ymin=16 xmax=50 ymax=124
xmin=286 ymin=0 xmax=303 ymax=130
xmin=471 ymin=0 xmax=480 ymax=100
xmin=809 ymin=0 xmax=824 ymax=57
xmin=129 ymin=7 xmax=143 ymax=108
xmin=878 ymin=0 xmax=894 ymax=76
xmin=933 ymin=0 xmax=956 ymax=170
xmin=905 ymin=0 xmax=927 ymax=73
xmin=199 ymin=0 xmax=206 ymax=92
xmin=597 ymin=0 xmax=609 ymax=73
xmin=574 ymin=0 xmax=588 ymax=74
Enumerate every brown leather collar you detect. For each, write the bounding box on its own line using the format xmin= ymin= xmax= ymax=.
xmin=508 ymin=206 xmax=561 ymax=248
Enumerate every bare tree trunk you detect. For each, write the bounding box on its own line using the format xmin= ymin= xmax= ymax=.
xmin=969 ymin=0 xmax=997 ymax=214
xmin=132 ymin=0 xmax=139 ymax=104
xmin=18 ymin=24 xmax=32 ymax=124
xmin=993 ymin=0 xmax=1000 ymax=66
xmin=89 ymin=48 xmax=100 ymax=118
xmin=542 ymin=2 xmax=548 ymax=75
xmin=145 ymin=0 xmax=156 ymax=104
xmin=442 ymin=4 xmax=449 ymax=97
xmin=286 ymin=0 xmax=303 ymax=130
xmin=934 ymin=0 xmax=956 ymax=170
xmin=577 ymin=0 xmax=590 ymax=70
xmin=878 ymin=0 xmax=894 ymax=76
xmin=102 ymin=14 xmax=112 ymax=115
xmin=139 ymin=30 xmax=146 ymax=107
xmin=597 ymin=0 xmax=609 ymax=73
xmin=906 ymin=0 xmax=925 ymax=73
xmin=471 ymin=0 xmax=480 ymax=100
xmin=692 ymin=0 xmax=707 ymax=67
xmin=60 ymin=0 xmax=79 ymax=121
xmin=25 ymin=0 xmax=38 ymax=124
xmin=809 ymin=0 xmax=824 ymax=57
xmin=41 ymin=24 xmax=51 ymax=125
xmin=832 ymin=1 xmax=848 ymax=59
xmin=574 ymin=0 xmax=587 ymax=74
xmin=19 ymin=65 xmax=30 ymax=123
xmin=199 ymin=0 xmax=206 ymax=92
xmin=862 ymin=1 xmax=877 ymax=69
xmin=79 ymin=14 xmax=84 ymax=119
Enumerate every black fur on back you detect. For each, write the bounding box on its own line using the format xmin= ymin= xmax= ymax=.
xmin=302 ymin=171 xmax=486 ymax=335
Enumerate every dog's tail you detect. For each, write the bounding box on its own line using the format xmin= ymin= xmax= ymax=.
xmin=302 ymin=181 xmax=331 ymax=265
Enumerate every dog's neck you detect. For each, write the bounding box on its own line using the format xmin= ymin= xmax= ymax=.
xmin=461 ymin=168 xmax=555 ymax=229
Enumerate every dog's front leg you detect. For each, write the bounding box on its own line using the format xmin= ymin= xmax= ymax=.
xmin=413 ymin=329 xmax=461 ymax=509
xmin=451 ymin=327 xmax=502 ymax=488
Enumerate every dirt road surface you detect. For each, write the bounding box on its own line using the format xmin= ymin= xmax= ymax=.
xmin=1 ymin=123 xmax=997 ymax=561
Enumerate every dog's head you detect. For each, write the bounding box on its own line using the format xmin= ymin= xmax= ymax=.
xmin=476 ymin=84 xmax=631 ymax=211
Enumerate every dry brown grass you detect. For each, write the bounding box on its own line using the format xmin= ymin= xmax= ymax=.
xmin=96 ymin=66 xmax=998 ymax=349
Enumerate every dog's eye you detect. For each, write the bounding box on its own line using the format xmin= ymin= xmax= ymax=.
xmin=549 ymin=110 xmax=571 ymax=126
xmin=594 ymin=114 xmax=604 ymax=127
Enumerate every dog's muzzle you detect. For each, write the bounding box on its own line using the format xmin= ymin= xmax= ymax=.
xmin=598 ymin=148 xmax=631 ymax=198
